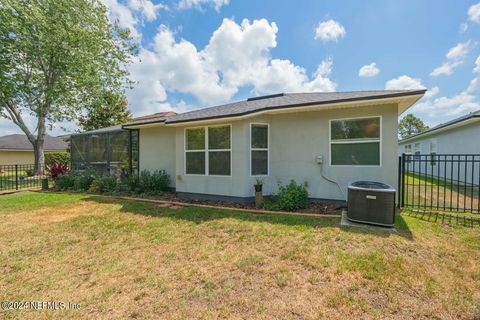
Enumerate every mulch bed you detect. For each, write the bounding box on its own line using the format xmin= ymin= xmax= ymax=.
xmin=131 ymin=193 xmax=344 ymax=215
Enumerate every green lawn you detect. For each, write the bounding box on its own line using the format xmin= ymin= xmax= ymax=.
xmin=403 ymin=172 xmax=480 ymax=213
xmin=0 ymin=192 xmax=479 ymax=319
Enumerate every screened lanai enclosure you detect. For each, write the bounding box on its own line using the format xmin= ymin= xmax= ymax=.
xmin=70 ymin=126 xmax=139 ymax=175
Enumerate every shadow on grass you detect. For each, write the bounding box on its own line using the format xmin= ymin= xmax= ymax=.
xmin=83 ymin=195 xmax=414 ymax=240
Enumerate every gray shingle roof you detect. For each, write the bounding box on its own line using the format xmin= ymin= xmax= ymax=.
xmin=400 ymin=109 xmax=480 ymax=142
xmin=0 ymin=134 xmax=68 ymax=151
xmin=162 ymin=90 xmax=426 ymax=124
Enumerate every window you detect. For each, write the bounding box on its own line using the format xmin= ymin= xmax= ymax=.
xmin=250 ymin=124 xmax=269 ymax=175
xmin=414 ymin=143 xmax=421 ymax=160
xmin=330 ymin=117 xmax=381 ymax=166
xmin=404 ymin=144 xmax=412 ymax=154
xmin=185 ymin=125 xmax=231 ymax=176
xmin=430 ymin=139 xmax=437 ymax=166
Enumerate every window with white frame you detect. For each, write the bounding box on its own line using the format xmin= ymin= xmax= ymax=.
xmin=414 ymin=143 xmax=421 ymax=160
xmin=429 ymin=139 xmax=437 ymax=166
xmin=250 ymin=124 xmax=269 ymax=175
xmin=404 ymin=144 xmax=412 ymax=154
xmin=330 ymin=116 xmax=381 ymax=166
xmin=185 ymin=125 xmax=231 ymax=176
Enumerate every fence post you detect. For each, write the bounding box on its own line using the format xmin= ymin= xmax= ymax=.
xmin=401 ymin=153 xmax=406 ymax=208
xmin=15 ymin=164 xmax=18 ymax=190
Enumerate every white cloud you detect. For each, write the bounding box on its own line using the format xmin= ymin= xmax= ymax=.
xmin=358 ymin=62 xmax=380 ymax=77
xmin=430 ymin=60 xmax=463 ymax=76
xmin=431 ymin=41 xmax=472 ymax=76
xmin=467 ymin=77 xmax=480 ymax=93
xmin=474 ymin=55 xmax=480 ymax=73
xmin=468 ymin=2 xmax=480 ymax=23
xmin=385 ymin=75 xmax=425 ymax=90
xmin=424 ymin=86 xmax=440 ymax=99
xmin=102 ymin=0 xmax=141 ymax=39
xmin=410 ymin=78 xmax=480 ymax=118
xmin=412 ymin=91 xmax=480 ymax=116
xmin=314 ymin=19 xmax=346 ymax=42
xmin=178 ymin=0 xmax=229 ymax=11
xmin=460 ymin=22 xmax=468 ymax=33
xmin=102 ymin=0 xmax=166 ymax=41
xmin=128 ymin=0 xmax=166 ymax=21
xmin=126 ymin=18 xmax=337 ymax=114
xmin=446 ymin=41 xmax=471 ymax=60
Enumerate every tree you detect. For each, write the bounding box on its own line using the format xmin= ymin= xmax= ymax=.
xmin=399 ymin=114 xmax=429 ymax=139
xmin=78 ymin=91 xmax=132 ymax=131
xmin=0 ymin=0 xmax=134 ymax=173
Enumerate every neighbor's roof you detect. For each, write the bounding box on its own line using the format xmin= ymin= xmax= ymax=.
xmin=399 ymin=109 xmax=480 ymax=143
xmin=0 ymin=134 xmax=68 ymax=151
xmin=123 ymin=90 xmax=426 ymax=127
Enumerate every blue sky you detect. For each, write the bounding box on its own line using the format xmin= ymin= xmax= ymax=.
xmin=1 ymin=0 xmax=480 ymax=135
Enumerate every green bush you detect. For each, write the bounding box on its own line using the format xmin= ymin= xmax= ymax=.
xmin=25 ymin=168 xmax=35 ymax=177
xmin=264 ymin=180 xmax=308 ymax=211
xmin=120 ymin=170 xmax=169 ymax=195
xmin=45 ymin=152 xmax=70 ymax=166
xmin=73 ymin=172 xmax=95 ymax=191
xmin=56 ymin=173 xmax=76 ymax=190
xmin=89 ymin=175 xmax=118 ymax=193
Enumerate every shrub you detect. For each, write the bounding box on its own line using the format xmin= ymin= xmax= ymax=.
xmin=47 ymin=163 xmax=69 ymax=180
xmin=25 ymin=168 xmax=35 ymax=177
xmin=56 ymin=173 xmax=76 ymax=190
xmin=45 ymin=152 xmax=70 ymax=167
xmin=73 ymin=171 xmax=95 ymax=191
xmin=264 ymin=180 xmax=308 ymax=211
xmin=120 ymin=170 xmax=170 ymax=195
xmin=89 ymin=175 xmax=118 ymax=193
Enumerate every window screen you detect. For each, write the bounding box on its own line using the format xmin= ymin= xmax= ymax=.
xmin=330 ymin=117 xmax=380 ymax=166
xmin=185 ymin=126 xmax=231 ymax=175
xmin=251 ymin=124 xmax=268 ymax=175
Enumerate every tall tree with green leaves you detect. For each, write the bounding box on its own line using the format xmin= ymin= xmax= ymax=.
xmin=78 ymin=91 xmax=132 ymax=131
xmin=398 ymin=114 xmax=429 ymax=139
xmin=0 ymin=0 xmax=134 ymax=173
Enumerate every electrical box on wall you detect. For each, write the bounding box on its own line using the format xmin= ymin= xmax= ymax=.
xmin=316 ymin=155 xmax=323 ymax=164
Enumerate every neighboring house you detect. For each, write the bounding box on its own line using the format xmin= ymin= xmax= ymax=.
xmin=121 ymin=90 xmax=425 ymax=203
xmin=0 ymin=134 xmax=68 ymax=165
xmin=398 ymin=110 xmax=480 ymax=156
xmin=398 ymin=110 xmax=480 ymax=185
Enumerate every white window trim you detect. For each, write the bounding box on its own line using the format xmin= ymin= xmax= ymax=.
xmin=329 ymin=115 xmax=382 ymax=167
xmin=249 ymin=123 xmax=270 ymax=177
xmin=184 ymin=124 xmax=232 ymax=177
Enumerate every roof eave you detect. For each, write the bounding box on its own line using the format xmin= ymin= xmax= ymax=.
xmin=166 ymin=92 xmax=426 ymax=126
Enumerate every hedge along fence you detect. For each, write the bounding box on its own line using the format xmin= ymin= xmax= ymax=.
xmin=54 ymin=169 xmax=170 ymax=196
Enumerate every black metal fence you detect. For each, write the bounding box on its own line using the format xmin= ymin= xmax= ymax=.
xmin=0 ymin=164 xmax=48 ymax=192
xmin=399 ymin=154 xmax=480 ymax=213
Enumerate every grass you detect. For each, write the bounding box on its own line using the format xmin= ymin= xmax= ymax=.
xmin=404 ymin=172 xmax=479 ymax=213
xmin=0 ymin=192 xmax=479 ymax=319
xmin=0 ymin=170 xmax=44 ymax=192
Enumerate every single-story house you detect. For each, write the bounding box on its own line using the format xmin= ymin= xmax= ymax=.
xmin=398 ymin=110 xmax=480 ymax=156
xmin=121 ymin=90 xmax=425 ymax=203
xmin=0 ymin=134 xmax=68 ymax=165
xmin=398 ymin=109 xmax=480 ymax=186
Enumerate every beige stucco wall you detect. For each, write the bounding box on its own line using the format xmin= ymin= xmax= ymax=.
xmin=171 ymin=103 xmax=399 ymax=201
xmin=0 ymin=151 xmax=35 ymax=165
xmin=139 ymin=126 xmax=177 ymax=188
